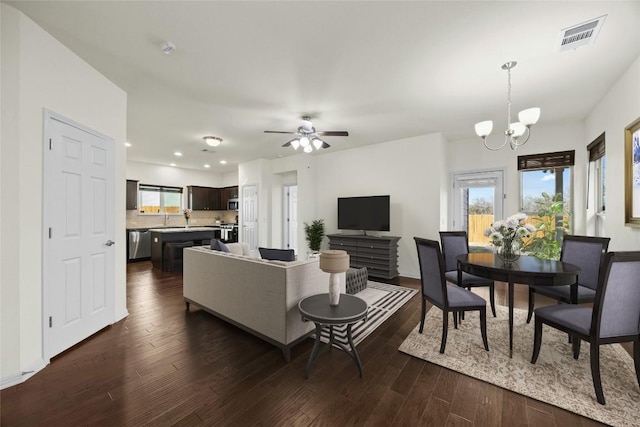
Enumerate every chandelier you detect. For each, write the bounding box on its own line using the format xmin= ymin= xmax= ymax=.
xmin=475 ymin=61 xmax=540 ymax=151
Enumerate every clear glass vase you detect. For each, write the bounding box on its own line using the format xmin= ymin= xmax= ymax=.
xmin=496 ymin=239 xmax=520 ymax=263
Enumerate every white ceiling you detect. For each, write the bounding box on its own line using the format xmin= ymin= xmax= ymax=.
xmin=6 ymin=1 xmax=640 ymax=173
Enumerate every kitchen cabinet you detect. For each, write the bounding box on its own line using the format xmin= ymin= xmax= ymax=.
xmin=126 ymin=180 xmax=138 ymax=210
xmin=188 ymin=185 xmax=238 ymax=210
xmin=188 ymin=186 xmax=223 ymax=210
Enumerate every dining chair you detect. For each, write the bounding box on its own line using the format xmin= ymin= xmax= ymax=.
xmin=414 ymin=237 xmax=489 ymax=354
xmin=526 ymin=235 xmax=610 ymax=324
xmin=531 ymin=251 xmax=640 ymax=405
xmin=439 ymin=231 xmax=496 ymax=317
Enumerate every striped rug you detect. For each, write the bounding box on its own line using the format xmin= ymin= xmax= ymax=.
xmin=316 ymin=281 xmax=418 ymax=347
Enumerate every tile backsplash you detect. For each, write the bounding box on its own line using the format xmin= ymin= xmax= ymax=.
xmin=126 ymin=210 xmax=237 ymax=228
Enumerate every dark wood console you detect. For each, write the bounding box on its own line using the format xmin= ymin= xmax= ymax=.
xmin=327 ymin=234 xmax=401 ymax=279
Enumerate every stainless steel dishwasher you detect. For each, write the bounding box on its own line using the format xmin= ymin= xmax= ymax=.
xmin=128 ymin=229 xmax=151 ymax=261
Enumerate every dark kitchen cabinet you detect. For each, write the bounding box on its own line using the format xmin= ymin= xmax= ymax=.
xmin=220 ymin=187 xmax=231 ymax=209
xmin=229 ymin=186 xmax=239 ymax=199
xmin=188 ymin=186 xmax=223 ymax=210
xmin=126 ymin=180 xmax=138 ymax=210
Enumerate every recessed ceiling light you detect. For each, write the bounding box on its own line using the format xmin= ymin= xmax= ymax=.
xmin=220 ymin=160 xmax=227 ymax=164
xmin=161 ymin=41 xmax=176 ymax=55
xmin=204 ymin=164 xmax=210 ymax=168
xmin=174 ymin=151 xmax=182 ymax=157
xmin=170 ymin=163 xmax=176 ymax=167
xmin=125 ymin=142 xmax=132 ymax=147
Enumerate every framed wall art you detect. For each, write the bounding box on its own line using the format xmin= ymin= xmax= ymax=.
xmin=625 ymin=117 xmax=640 ymax=226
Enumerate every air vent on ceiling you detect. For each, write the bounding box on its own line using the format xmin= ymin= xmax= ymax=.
xmin=557 ymin=15 xmax=606 ymax=52
xmin=201 ymin=148 xmax=217 ymax=153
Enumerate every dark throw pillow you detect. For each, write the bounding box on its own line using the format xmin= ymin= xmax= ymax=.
xmin=210 ymin=239 xmax=230 ymax=253
xmin=258 ymin=247 xmax=295 ymax=261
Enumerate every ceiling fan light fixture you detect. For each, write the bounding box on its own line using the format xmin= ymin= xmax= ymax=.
xmin=312 ymin=138 xmax=324 ymax=150
xmin=291 ymin=139 xmax=300 ymax=150
xmin=203 ymin=136 xmax=222 ymax=147
xmin=299 ymin=136 xmax=310 ymax=148
xmin=303 ymin=145 xmax=313 ymax=154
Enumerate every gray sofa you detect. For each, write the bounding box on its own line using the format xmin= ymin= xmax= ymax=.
xmin=183 ymin=244 xmax=335 ymax=361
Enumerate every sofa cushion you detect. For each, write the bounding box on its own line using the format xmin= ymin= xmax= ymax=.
xmin=210 ymin=239 xmax=230 ymax=252
xmin=258 ymin=247 xmax=295 ymax=261
xmin=226 ymin=242 xmax=251 ymax=256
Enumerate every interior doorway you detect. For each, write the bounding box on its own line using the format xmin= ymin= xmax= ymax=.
xmin=283 ymin=185 xmax=298 ymax=254
xmin=452 ymin=169 xmax=504 ymax=248
xmin=241 ymin=184 xmax=259 ymax=252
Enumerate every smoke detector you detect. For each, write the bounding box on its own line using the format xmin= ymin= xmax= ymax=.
xmin=161 ymin=41 xmax=176 ymax=55
xmin=557 ymin=15 xmax=606 ymax=52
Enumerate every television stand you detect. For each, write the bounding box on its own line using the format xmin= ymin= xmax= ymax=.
xmin=327 ymin=234 xmax=401 ymax=280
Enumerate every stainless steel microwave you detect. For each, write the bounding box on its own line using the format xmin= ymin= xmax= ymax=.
xmin=228 ymin=199 xmax=239 ymax=210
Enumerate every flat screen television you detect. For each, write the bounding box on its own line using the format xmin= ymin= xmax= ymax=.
xmin=338 ymin=195 xmax=390 ymax=232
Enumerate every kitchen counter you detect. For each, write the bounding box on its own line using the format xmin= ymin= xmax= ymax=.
xmin=150 ymin=228 xmax=221 ymax=271
xmin=149 ymin=226 xmax=220 ymax=233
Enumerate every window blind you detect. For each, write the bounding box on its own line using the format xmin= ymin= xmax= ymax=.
xmin=587 ymin=133 xmax=605 ymax=162
xmin=517 ymin=150 xmax=575 ymax=171
xmin=139 ymin=184 xmax=183 ymax=193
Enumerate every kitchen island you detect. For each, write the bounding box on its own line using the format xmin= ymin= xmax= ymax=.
xmin=150 ymin=227 xmax=221 ymax=272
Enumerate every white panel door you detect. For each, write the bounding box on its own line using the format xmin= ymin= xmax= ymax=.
xmin=241 ymin=184 xmax=258 ymax=252
xmin=44 ymin=113 xmax=115 ymax=359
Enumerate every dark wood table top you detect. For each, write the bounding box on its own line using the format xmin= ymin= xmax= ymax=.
xmin=299 ymin=294 xmax=368 ymax=325
xmin=457 ymin=253 xmax=580 ymax=286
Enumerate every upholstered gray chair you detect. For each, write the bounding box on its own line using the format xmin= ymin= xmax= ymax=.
xmin=531 ymin=251 xmax=640 ymax=405
xmin=414 ymin=237 xmax=489 ymax=354
xmin=439 ymin=231 xmax=496 ymax=317
xmin=526 ymin=235 xmax=610 ymax=323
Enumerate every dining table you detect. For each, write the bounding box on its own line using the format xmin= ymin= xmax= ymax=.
xmin=456 ymin=252 xmax=580 ymax=358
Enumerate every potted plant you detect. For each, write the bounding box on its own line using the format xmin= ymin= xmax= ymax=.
xmin=304 ymin=219 xmax=325 ymax=258
xmin=525 ymin=192 xmax=571 ymax=260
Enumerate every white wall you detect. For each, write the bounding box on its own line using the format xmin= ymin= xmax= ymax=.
xmin=0 ymin=5 xmax=127 ymax=386
xmin=585 ymin=55 xmax=640 ymax=250
xmin=314 ymin=133 xmax=448 ymax=278
xmin=446 ymin=121 xmax=587 ymax=232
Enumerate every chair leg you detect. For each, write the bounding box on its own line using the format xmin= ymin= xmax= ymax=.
xmin=531 ymin=317 xmax=543 ymax=364
xmin=419 ymin=297 xmax=426 ymax=334
xmin=590 ymin=343 xmax=605 ymax=405
xmin=479 ymin=308 xmax=489 ymax=351
xmin=440 ymin=310 xmax=449 ymax=354
xmin=526 ymin=287 xmax=535 ymax=324
xmin=453 ymin=311 xmax=458 ymax=329
xmin=634 ymin=338 xmax=640 ymax=389
xmin=572 ymin=336 xmax=581 ymax=360
xmin=489 ymin=284 xmax=496 ymax=317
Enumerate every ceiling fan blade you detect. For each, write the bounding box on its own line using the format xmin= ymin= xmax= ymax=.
xmin=264 ymin=130 xmax=296 ymax=134
xmin=282 ymin=138 xmax=298 ymax=147
xmin=321 ymin=141 xmax=331 ymax=149
xmin=316 ymin=131 xmax=349 ymax=137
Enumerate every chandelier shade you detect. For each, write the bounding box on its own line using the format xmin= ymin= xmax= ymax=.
xmin=475 ymin=61 xmax=540 ymax=151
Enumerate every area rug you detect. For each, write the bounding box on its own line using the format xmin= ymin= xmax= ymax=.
xmin=317 ymin=281 xmax=417 ymax=347
xmin=398 ymin=305 xmax=640 ymax=427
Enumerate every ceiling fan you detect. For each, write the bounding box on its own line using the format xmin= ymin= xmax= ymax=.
xmin=264 ymin=116 xmax=349 ymax=153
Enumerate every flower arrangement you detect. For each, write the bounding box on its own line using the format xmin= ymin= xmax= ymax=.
xmin=484 ymin=213 xmax=536 ymax=262
xmin=183 ymin=208 xmax=192 ymax=226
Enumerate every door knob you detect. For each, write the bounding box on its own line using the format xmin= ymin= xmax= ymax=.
xmin=105 ymin=240 xmax=115 ymax=246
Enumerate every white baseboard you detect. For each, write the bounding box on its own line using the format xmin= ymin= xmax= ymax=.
xmin=0 ymin=358 xmax=48 ymax=390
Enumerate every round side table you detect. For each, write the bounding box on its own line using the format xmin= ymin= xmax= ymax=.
xmin=298 ymin=293 xmax=368 ymax=378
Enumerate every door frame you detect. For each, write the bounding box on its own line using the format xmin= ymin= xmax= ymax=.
xmin=42 ymin=109 xmax=116 ymax=361
xmin=451 ymin=168 xmax=505 ymax=231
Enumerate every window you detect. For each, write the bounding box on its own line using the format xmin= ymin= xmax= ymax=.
xmin=518 ymin=150 xmax=574 ymax=223
xmin=588 ymin=133 xmax=606 ymax=213
xmin=138 ymin=184 xmax=183 ymax=215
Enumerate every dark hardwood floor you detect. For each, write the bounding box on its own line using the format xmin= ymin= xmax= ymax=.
xmin=1 ymin=261 xmax=614 ymax=426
